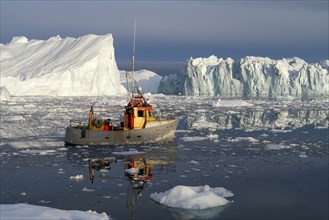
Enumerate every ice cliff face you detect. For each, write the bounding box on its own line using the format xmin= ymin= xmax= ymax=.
xmin=0 ymin=34 xmax=125 ymax=96
xmin=159 ymin=55 xmax=329 ymax=97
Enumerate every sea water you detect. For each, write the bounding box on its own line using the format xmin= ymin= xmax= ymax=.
xmin=1 ymin=95 xmax=328 ymax=220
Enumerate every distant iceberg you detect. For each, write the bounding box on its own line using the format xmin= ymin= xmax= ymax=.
xmin=0 ymin=34 xmax=125 ymax=96
xmin=120 ymin=69 xmax=162 ymax=94
xmin=0 ymin=87 xmax=11 ymax=101
xmin=159 ymin=55 xmax=329 ymax=97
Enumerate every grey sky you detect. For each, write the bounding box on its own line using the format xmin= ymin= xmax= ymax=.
xmin=1 ymin=1 xmax=328 ymax=62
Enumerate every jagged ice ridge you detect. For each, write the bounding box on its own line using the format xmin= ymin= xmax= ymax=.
xmin=159 ymin=55 xmax=329 ymax=97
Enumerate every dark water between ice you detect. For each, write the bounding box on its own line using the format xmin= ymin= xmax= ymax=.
xmin=1 ymin=96 xmax=328 ymax=220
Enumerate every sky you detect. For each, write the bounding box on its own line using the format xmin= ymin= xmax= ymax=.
xmin=1 ymin=0 xmax=328 ymax=63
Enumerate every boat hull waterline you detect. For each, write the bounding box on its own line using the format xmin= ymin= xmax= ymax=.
xmin=64 ymin=119 xmax=178 ymax=146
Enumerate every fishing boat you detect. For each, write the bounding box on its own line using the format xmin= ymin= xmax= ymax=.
xmin=64 ymin=89 xmax=178 ymax=145
xmin=64 ymin=21 xmax=178 ymax=146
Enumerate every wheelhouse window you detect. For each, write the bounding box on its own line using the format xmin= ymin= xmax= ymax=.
xmin=138 ymin=110 xmax=144 ymax=117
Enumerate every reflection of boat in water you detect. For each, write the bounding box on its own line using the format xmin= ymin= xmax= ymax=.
xmin=64 ymin=89 xmax=178 ymax=146
xmin=124 ymin=158 xmax=154 ymax=182
xmin=87 ymin=145 xmax=176 ymax=220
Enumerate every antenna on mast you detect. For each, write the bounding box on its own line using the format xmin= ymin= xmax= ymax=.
xmin=131 ymin=18 xmax=137 ymax=99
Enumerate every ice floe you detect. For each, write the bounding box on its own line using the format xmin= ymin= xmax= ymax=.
xmin=0 ymin=203 xmax=110 ymax=220
xmin=69 ymin=175 xmax=84 ymax=181
xmin=213 ymin=99 xmax=254 ymax=107
xmin=265 ymin=144 xmax=292 ymax=150
xmin=150 ymin=185 xmax=233 ymax=209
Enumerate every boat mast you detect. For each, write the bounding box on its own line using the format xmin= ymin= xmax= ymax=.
xmin=131 ymin=18 xmax=137 ymax=99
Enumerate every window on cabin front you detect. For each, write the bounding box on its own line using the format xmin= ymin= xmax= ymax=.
xmin=138 ymin=110 xmax=144 ymax=117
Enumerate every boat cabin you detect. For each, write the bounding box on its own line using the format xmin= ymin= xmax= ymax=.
xmin=87 ymin=95 xmax=156 ymax=131
xmin=123 ymin=95 xmax=156 ymax=130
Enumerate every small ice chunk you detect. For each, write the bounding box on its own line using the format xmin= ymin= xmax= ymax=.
xmin=82 ymin=187 xmax=95 ymax=192
xmin=150 ymin=185 xmax=233 ymax=209
xmin=70 ymin=175 xmax=84 ymax=181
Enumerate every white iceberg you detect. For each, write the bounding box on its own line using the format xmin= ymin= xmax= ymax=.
xmin=159 ymin=55 xmax=329 ymax=97
xmin=150 ymin=185 xmax=233 ymax=209
xmin=0 ymin=34 xmax=125 ymax=96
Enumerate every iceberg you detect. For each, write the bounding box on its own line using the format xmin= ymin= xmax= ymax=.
xmin=0 ymin=34 xmax=125 ymax=96
xmin=0 ymin=87 xmax=11 ymax=101
xmin=120 ymin=69 xmax=162 ymax=94
xmin=159 ymin=55 xmax=329 ymax=97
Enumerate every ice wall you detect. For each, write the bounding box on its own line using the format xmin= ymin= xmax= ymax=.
xmin=0 ymin=34 xmax=125 ymax=96
xmin=159 ymin=55 xmax=329 ymax=97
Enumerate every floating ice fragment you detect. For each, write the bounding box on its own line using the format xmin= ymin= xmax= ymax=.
xmin=20 ymin=149 xmax=56 ymax=155
xmin=82 ymin=187 xmax=95 ymax=192
xmin=180 ymin=136 xmax=208 ymax=142
xmin=208 ymin=134 xmax=219 ymax=140
xmin=265 ymin=144 xmax=291 ymax=150
xmin=150 ymin=185 xmax=233 ymax=209
xmin=112 ymin=150 xmax=144 ymax=155
xmin=213 ymin=99 xmax=254 ymax=107
xmin=70 ymin=175 xmax=84 ymax=181
xmin=38 ymin=200 xmax=51 ymax=204
xmin=57 ymin=168 xmax=65 ymax=174
xmin=271 ymin=129 xmax=292 ymax=133
xmin=192 ymin=168 xmax=201 ymax=171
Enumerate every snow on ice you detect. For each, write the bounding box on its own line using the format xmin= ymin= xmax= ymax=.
xmin=0 ymin=34 xmax=125 ymax=96
xmin=150 ymin=185 xmax=233 ymax=209
xmin=159 ymin=55 xmax=329 ymax=97
xmin=0 ymin=204 xmax=110 ymax=220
